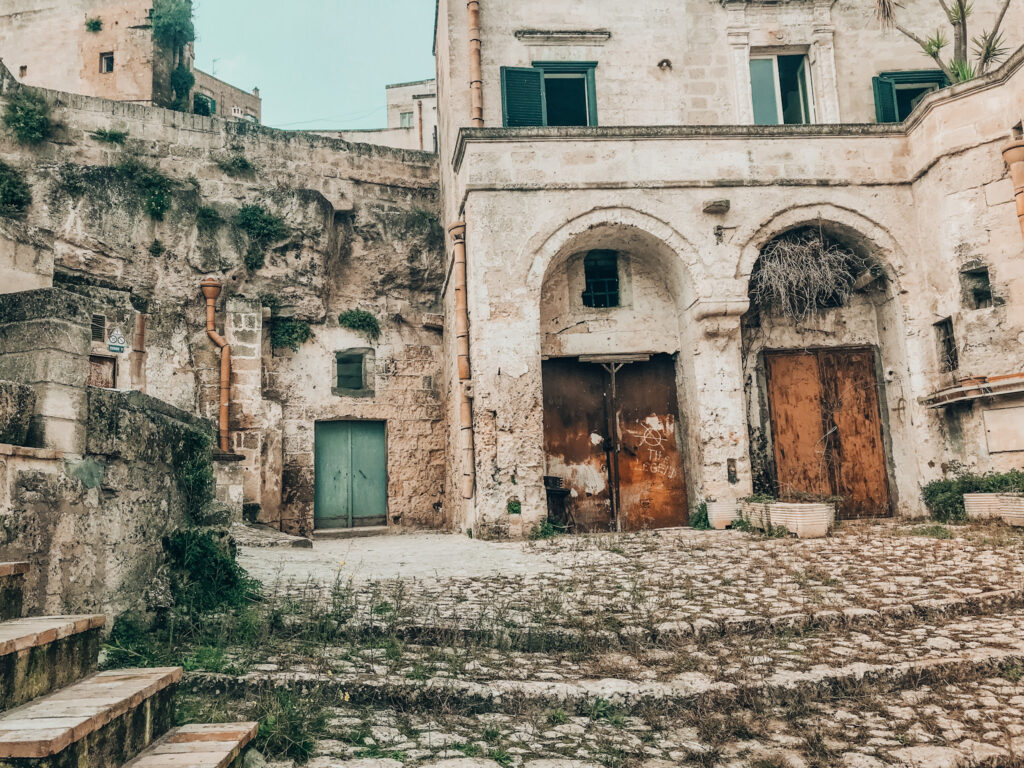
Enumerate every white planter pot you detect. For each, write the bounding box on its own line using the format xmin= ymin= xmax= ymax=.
xmin=706 ymin=501 xmax=738 ymax=530
xmin=1001 ymin=495 xmax=1024 ymax=527
xmin=739 ymin=501 xmax=835 ymax=539
xmin=963 ymin=493 xmax=1005 ymax=520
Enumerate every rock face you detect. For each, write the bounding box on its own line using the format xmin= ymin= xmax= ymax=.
xmin=0 ymin=58 xmax=446 ymax=536
xmin=0 ymin=380 xmax=35 ymax=446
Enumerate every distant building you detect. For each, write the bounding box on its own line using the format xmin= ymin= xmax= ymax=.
xmin=0 ymin=0 xmax=259 ymax=121
xmin=193 ymin=70 xmax=261 ymax=123
xmin=317 ymin=78 xmax=438 ymax=153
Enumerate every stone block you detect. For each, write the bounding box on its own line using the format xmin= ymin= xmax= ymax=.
xmin=0 ymin=381 xmax=36 ymax=446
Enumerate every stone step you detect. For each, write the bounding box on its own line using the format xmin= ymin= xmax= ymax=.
xmin=0 ymin=615 xmax=105 ymax=711
xmin=0 ymin=564 xmax=29 ymax=622
xmin=121 ymin=722 xmax=258 ymax=768
xmin=0 ymin=667 xmax=181 ymax=766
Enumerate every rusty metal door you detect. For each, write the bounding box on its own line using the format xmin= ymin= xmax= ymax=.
xmin=765 ymin=348 xmax=891 ymax=519
xmin=542 ymin=358 xmax=613 ymax=531
xmin=88 ymin=355 xmax=116 ymax=388
xmin=542 ymin=354 xmax=688 ymax=532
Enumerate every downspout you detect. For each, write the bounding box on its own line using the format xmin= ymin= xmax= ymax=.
xmin=200 ymin=278 xmax=231 ymax=453
xmin=467 ymin=0 xmax=483 ymax=127
xmin=417 ymin=98 xmax=424 ymax=151
xmin=450 ymin=223 xmax=475 ymax=499
xmin=1003 ymin=138 xmax=1024 ymax=239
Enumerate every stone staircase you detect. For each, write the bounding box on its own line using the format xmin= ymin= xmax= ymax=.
xmin=0 ymin=562 xmax=257 ymax=768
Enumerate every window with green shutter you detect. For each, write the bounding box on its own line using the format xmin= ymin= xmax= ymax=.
xmin=873 ymin=70 xmax=948 ymax=123
xmin=501 ymin=63 xmax=597 ymax=128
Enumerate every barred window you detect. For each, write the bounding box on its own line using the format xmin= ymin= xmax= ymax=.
xmin=582 ymin=250 xmax=619 ymax=308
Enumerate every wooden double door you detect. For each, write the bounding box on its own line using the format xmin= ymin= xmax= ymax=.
xmin=764 ymin=348 xmax=892 ymax=519
xmin=542 ymin=354 xmax=688 ymax=532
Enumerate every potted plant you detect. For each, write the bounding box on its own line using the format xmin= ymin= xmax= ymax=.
xmin=738 ymin=493 xmax=837 ymax=539
xmin=706 ymin=499 xmax=738 ymax=530
xmin=963 ymin=492 xmax=1006 ymax=520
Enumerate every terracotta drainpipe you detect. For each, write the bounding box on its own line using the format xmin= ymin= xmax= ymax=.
xmin=1003 ymin=138 xmax=1024 ymax=240
xmin=200 ymin=278 xmax=231 ymax=453
xmin=449 ymin=223 xmax=475 ymax=499
xmin=467 ymin=0 xmax=483 ymax=127
xmin=417 ymin=98 xmax=424 ymax=151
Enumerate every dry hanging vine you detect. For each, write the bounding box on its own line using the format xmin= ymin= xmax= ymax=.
xmin=749 ymin=226 xmax=872 ymax=321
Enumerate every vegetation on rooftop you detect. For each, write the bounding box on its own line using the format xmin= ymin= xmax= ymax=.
xmin=338 ymin=310 xmax=381 ymax=340
xmin=235 ymin=204 xmax=289 ymax=270
xmin=85 ymin=18 xmax=103 ymax=32
xmin=922 ymin=466 xmax=1024 ymax=522
xmin=216 ymin=153 xmax=256 ymax=177
xmin=89 ymin=128 xmax=129 ymax=144
xmin=114 ymin=158 xmax=174 ymax=219
xmin=269 ymin=317 xmax=312 ymax=351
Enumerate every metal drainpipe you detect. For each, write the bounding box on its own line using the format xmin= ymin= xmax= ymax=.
xmin=467 ymin=0 xmax=483 ymax=127
xmin=449 ymin=223 xmax=475 ymax=499
xmin=200 ymin=278 xmax=232 ymax=453
xmin=417 ymin=99 xmax=424 ymax=151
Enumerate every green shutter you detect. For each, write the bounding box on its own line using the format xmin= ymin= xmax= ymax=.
xmin=501 ymin=66 xmax=545 ymax=127
xmin=872 ymin=76 xmax=898 ymax=123
xmin=749 ymin=59 xmax=779 ymax=125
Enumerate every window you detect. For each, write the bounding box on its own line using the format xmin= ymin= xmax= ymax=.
xmin=934 ymin=318 xmax=959 ymax=373
xmin=18 ymin=66 xmax=27 ymax=78
xmin=500 ymin=62 xmax=598 ymax=127
xmin=194 ymin=93 xmax=216 ymax=115
xmin=400 ymin=111 xmax=414 ymax=128
xmin=581 ymin=250 xmax=620 ymax=308
xmin=100 ymin=52 xmax=114 ymax=74
xmin=334 ymin=349 xmax=374 ymax=396
xmin=91 ymin=314 xmax=107 ymax=343
xmin=873 ymin=70 xmax=949 ymax=123
xmin=750 ymin=54 xmax=814 ymax=125
xmin=960 ymin=263 xmax=995 ymax=310
xmin=232 ymin=106 xmax=243 ymax=117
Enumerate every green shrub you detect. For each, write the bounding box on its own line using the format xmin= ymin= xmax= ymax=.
xmin=236 ymin=204 xmax=289 ymax=270
xmin=908 ymin=523 xmax=953 ymax=539
xmin=338 ymin=310 xmax=381 ymax=340
xmin=164 ymin=529 xmax=259 ymax=612
xmin=171 ymin=428 xmax=214 ymax=517
xmin=85 ymin=18 xmax=103 ymax=32
xmin=921 ymin=468 xmax=1024 ymax=522
xmin=193 ymin=94 xmax=212 ymax=116
xmin=90 ymin=128 xmax=128 ymax=144
xmin=104 ymin=613 xmax=165 ymax=668
xmin=148 ymin=239 xmax=165 ymax=257
xmin=529 ymin=520 xmax=566 ymax=540
xmin=3 ymin=90 xmax=52 ymax=145
xmin=259 ymin=293 xmax=283 ymax=314
xmin=269 ymin=318 xmax=312 ymax=351
xmin=169 ymin=66 xmax=195 ymax=112
xmin=115 ymin=158 xmax=173 ymax=219
xmin=391 ymin=208 xmax=445 ymax=252
xmin=506 ymin=499 xmax=522 ymax=515
xmin=255 ymin=688 xmax=328 ymax=763
xmin=195 ymin=206 xmax=222 ymax=233
xmin=0 ymin=162 xmax=32 ymax=218
xmin=690 ymin=501 xmax=711 ymax=530
xmin=216 ymin=154 xmax=255 ymax=177
xmin=152 ymin=0 xmax=195 ymax=50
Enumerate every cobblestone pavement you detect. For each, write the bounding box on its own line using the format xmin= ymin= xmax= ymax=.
xmin=211 ymin=523 xmax=1024 ymax=767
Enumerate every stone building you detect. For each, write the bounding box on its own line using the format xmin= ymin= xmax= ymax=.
xmin=0 ymin=0 xmax=259 ymax=118
xmin=434 ymin=0 xmax=1024 ymax=536
xmin=320 ymin=79 xmax=439 ymax=153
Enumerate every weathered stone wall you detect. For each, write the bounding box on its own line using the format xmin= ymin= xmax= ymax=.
xmin=0 ymin=388 xmax=214 ymax=619
xmin=0 ymin=61 xmax=446 ymax=533
xmin=0 ymin=380 xmax=35 ymax=446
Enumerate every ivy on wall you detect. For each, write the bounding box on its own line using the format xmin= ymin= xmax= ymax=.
xmin=0 ymin=162 xmax=31 ymax=218
xmin=2 ymin=91 xmax=52 ymax=145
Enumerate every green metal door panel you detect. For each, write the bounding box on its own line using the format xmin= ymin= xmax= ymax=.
xmin=314 ymin=421 xmax=387 ymax=529
xmin=350 ymin=421 xmax=388 ymax=527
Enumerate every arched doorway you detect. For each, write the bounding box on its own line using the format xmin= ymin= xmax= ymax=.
xmin=539 ymin=220 xmax=693 ymax=532
xmin=741 ymin=220 xmax=902 ymax=519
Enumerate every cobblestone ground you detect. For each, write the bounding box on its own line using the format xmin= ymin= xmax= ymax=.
xmin=198 ymin=522 xmax=1024 ymax=767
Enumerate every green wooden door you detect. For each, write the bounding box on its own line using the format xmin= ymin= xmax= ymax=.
xmin=314 ymin=421 xmax=387 ymax=529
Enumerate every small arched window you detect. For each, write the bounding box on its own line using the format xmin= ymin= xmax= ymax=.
xmin=581 ymin=250 xmax=619 ymax=308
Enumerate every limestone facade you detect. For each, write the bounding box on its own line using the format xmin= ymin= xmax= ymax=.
xmin=435 ymin=0 xmax=1024 ymax=535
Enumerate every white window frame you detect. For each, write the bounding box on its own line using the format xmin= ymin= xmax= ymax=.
xmin=750 ymin=52 xmax=816 ymax=125
xmin=399 ymin=111 xmax=414 ymax=128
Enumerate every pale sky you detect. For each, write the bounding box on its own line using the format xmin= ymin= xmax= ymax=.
xmin=192 ymin=0 xmax=437 ymax=130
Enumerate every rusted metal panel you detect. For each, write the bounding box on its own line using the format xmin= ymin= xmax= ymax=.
xmin=615 ymin=355 xmax=688 ymax=531
xmin=765 ymin=348 xmax=892 ymax=520
xmin=542 ymin=358 xmax=612 ymax=532
xmin=765 ymin=352 xmax=831 ymax=498
xmin=820 ymin=349 xmax=892 ymax=519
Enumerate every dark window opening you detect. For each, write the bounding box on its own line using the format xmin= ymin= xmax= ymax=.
xmin=935 ymin=318 xmax=959 ymax=373
xmin=960 ymin=265 xmax=995 ymax=310
xmin=100 ymin=52 xmax=114 ymax=74
xmin=337 ymin=354 xmax=364 ymax=390
xmin=777 ymin=55 xmax=810 ymax=125
xmin=194 ymin=93 xmax=215 ymax=116
xmin=18 ymin=66 xmax=27 ymax=78
xmin=873 ymin=70 xmax=949 ymax=123
xmin=91 ymin=314 xmax=107 ymax=343
xmin=895 ymin=84 xmax=938 ymax=120
xmin=582 ymin=250 xmax=620 ymax=308
xmin=750 ymin=54 xmax=812 ymax=126
xmin=544 ymin=74 xmax=588 ymax=127
xmin=334 ymin=348 xmax=374 ymax=396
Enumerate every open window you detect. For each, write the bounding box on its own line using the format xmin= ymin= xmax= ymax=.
xmin=960 ymin=262 xmax=996 ymax=310
xmin=581 ymin=250 xmax=620 ymax=308
xmin=100 ymin=52 xmax=114 ymax=74
xmin=873 ymin=70 xmax=949 ymax=123
xmin=934 ymin=317 xmax=959 ymax=373
xmin=194 ymin=93 xmax=216 ymax=116
xmin=334 ymin=348 xmax=375 ymax=397
xmin=750 ymin=54 xmax=814 ymax=125
xmin=501 ymin=62 xmax=597 ymax=127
